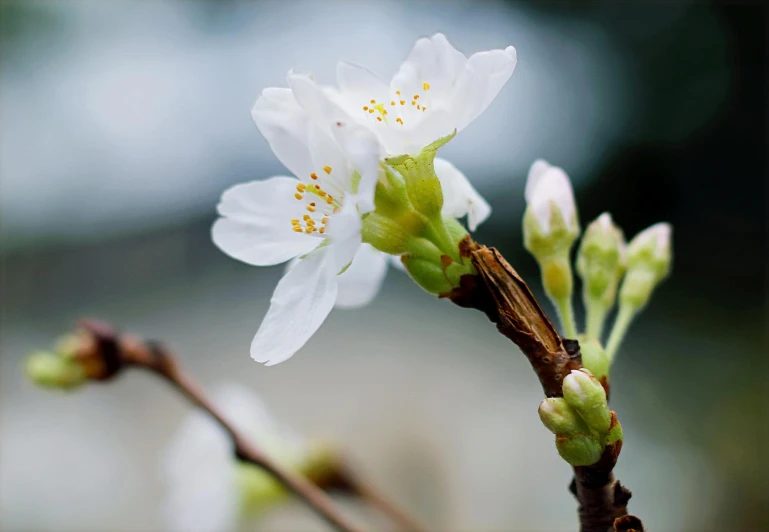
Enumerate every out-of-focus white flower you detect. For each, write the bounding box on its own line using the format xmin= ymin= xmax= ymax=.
xmin=626 ymin=222 xmax=672 ymax=273
xmin=162 ymin=385 xmax=305 ymax=532
xmin=434 ymin=158 xmax=491 ymax=232
xmin=524 ymin=159 xmax=579 ymax=236
xmin=212 ymin=88 xmax=386 ymax=365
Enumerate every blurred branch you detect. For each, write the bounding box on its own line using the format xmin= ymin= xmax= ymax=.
xmin=69 ymin=319 xmax=424 ymax=532
xmin=444 ymin=239 xmax=644 ymax=532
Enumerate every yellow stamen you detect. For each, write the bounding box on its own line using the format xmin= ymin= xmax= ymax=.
xmin=319 ymin=227 xmax=326 ymax=234
xmin=321 ymin=217 xmax=329 ymax=224
xmin=294 ymin=193 xmax=303 ymax=200
xmin=296 ymin=183 xmax=306 ymax=192
xmin=376 ymin=116 xmax=382 ymax=122
xmin=305 ymin=227 xmax=313 ymax=234
xmin=370 ymin=99 xmax=376 ymax=104
xmin=396 ymin=117 xmax=403 ymax=125
xmin=303 ymin=214 xmax=311 ymax=221
xmin=423 ymin=82 xmax=430 ymax=90
xmin=291 ymin=218 xmax=300 ymax=225
xmin=326 ymin=196 xmax=333 ymax=204
xmin=391 ymin=101 xmax=395 ymax=106
xmin=399 ymin=99 xmax=405 ymax=105
xmin=413 ymin=94 xmax=419 ymax=100
xmin=323 ymin=166 xmax=332 ymax=174
xmin=310 ymin=172 xmax=318 ymax=180
xmin=307 ymin=205 xmax=316 ymax=212
xmin=293 ymin=226 xmax=303 ymax=233
xmin=362 ymin=106 xmax=369 ymax=111
xmin=368 ymin=108 xmax=374 ymax=114
xmin=395 ymin=90 xmax=401 ymax=95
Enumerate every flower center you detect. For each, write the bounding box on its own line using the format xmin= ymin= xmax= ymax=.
xmin=290 ymin=166 xmax=343 ymax=236
xmin=360 ymin=81 xmax=431 ymax=127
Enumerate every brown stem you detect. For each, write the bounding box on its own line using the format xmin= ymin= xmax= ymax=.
xmin=443 ymin=240 xmax=644 ymax=532
xmin=338 ymin=464 xmax=426 ymax=532
xmin=78 ymin=320 xmax=365 ymax=532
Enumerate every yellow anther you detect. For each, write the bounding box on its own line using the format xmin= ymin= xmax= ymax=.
xmin=391 ymin=101 xmax=395 ymax=106
xmin=310 ymin=172 xmax=318 ymax=180
xmin=382 ymin=110 xmax=388 ymax=115
xmin=416 ymin=104 xmax=421 ymax=110
xmin=395 ymin=90 xmax=401 ymax=95
xmin=291 ymin=218 xmax=300 ymax=225
xmin=317 ymin=189 xmax=327 ymax=197
xmin=306 ymin=220 xmax=316 ymax=226
xmin=368 ymin=108 xmax=374 ymax=114
xmin=423 ymin=82 xmax=430 ymax=91
xmin=294 ymin=193 xmax=303 ymax=200
xmin=296 ymin=183 xmax=306 ymax=192
xmin=422 ymin=107 xmax=427 ymax=112
xmin=307 ymin=205 xmax=316 ymax=212
xmin=323 ymin=165 xmax=332 ymax=174
xmin=305 ymin=227 xmax=313 ymax=234
xmin=309 ymin=202 xmax=316 ymax=207
xmin=321 ymin=217 xmax=329 ymax=224
xmin=326 ymin=196 xmax=333 ymax=204
xmin=293 ymin=226 xmax=303 ymax=233
xmin=303 ymin=214 xmax=311 ymax=221
xmin=413 ymin=94 xmax=419 ymax=100
xmin=376 ymin=116 xmax=382 ymax=122
xmin=399 ymin=99 xmax=405 ymax=105
xmin=319 ymin=227 xmax=326 ymax=234
xmin=411 ymin=101 xmax=416 ymax=106
xmin=362 ymin=106 xmax=369 ymax=111
xmin=370 ymin=99 xmax=376 ymax=104
xmin=396 ymin=117 xmax=403 ymax=125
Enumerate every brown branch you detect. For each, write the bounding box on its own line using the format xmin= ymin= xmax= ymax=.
xmin=444 ymin=239 xmax=645 ymax=532
xmin=75 ymin=319 xmax=368 ymax=532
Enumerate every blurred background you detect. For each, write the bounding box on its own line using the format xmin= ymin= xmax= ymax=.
xmin=1 ymin=0 xmax=766 ymax=530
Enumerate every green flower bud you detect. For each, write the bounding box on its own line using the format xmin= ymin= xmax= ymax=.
xmin=386 ymin=131 xmax=455 ymax=219
xmin=538 ymin=397 xmax=588 ymax=435
xmin=361 ymin=212 xmax=417 ymax=254
xmin=577 ymin=213 xmax=626 ymax=302
xmin=562 ymin=369 xmax=611 ymax=434
xmin=401 ymin=255 xmax=454 ymax=295
xmin=606 ymin=416 xmax=624 ymax=447
xmin=25 ymin=351 xmax=85 ymax=390
xmin=619 ymin=222 xmax=672 ymax=310
xmin=579 ymin=338 xmax=610 ymax=380
xmin=555 ymin=433 xmax=603 ymax=466
xmin=538 ymin=254 xmax=573 ymax=301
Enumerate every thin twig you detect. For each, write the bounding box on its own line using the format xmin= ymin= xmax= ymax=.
xmin=79 ymin=320 xmax=365 ymax=532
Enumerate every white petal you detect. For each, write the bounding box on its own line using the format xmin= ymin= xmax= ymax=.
xmin=212 ymin=178 xmax=318 ymax=266
xmin=451 ymin=46 xmax=517 ymax=131
xmin=628 ymin=222 xmax=672 ymax=259
xmin=391 ymin=33 xmax=467 ymax=100
xmin=435 ymin=158 xmax=491 ymax=231
xmin=337 ymin=61 xmax=390 ymax=101
xmin=251 ymin=248 xmax=339 ymax=366
xmin=331 ymin=120 xmax=383 ymax=212
xmin=524 ymin=159 xmax=577 ymax=233
xmin=287 ymin=71 xmax=337 ymax=130
xmin=335 ymin=244 xmax=388 ymax=309
xmin=251 ymin=88 xmax=317 ymax=181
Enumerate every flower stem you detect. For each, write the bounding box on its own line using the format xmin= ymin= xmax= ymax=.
xmin=585 ymin=298 xmax=608 ymax=342
xmin=555 ymin=295 xmax=578 ymax=339
xmin=605 ymin=303 xmax=636 ymax=362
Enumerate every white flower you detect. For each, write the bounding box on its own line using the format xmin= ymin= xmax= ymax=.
xmin=290 ymin=33 xmax=516 ymax=157
xmin=163 ymin=385 xmax=304 ymax=532
xmin=212 ymin=88 xmax=386 ymax=365
xmin=524 ymin=159 xmax=579 ymax=234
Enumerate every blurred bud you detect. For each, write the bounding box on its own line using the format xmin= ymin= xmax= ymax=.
xmin=555 ymin=433 xmax=603 ymax=467
xmin=386 ymin=131 xmax=455 ymax=219
xmin=401 ymin=255 xmax=454 ymax=295
xmin=579 ymin=338 xmax=610 ymax=380
xmin=538 ymin=397 xmax=587 ymax=435
xmin=25 ymin=351 xmax=85 ymax=390
xmin=577 ymin=213 xmax=626 ymax=303
xmin=562 ymin=369 xmax=611 ymax=434
xmin=539 ymin=255 xmax=573 ymax=300
xmin=523 ymin=160 xmax=580 ymax=259
xmin=236 ymin=462 xmax=287 ymax=514
xmin=619 ymin=223 xmax=672 ymax=309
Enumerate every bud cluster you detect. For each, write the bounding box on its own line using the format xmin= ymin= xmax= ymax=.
xmin=538 ymin=369 xmax=622 ymax=466
xmin=522 ymin=159 xmax=672 ymax=370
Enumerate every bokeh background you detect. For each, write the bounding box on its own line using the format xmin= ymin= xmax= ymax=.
xmin=1 ymin=0 xmax=766 ymax=530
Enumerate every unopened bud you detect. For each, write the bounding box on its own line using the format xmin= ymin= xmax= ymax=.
xmin=538 ymin=397 xmax=587 ymax=435
xmin=25 ymin=351 xmax=85 ymax=390
xmin=523 ymin=160 xmax=580 ymax=259
xmin=619 ymin=223 xmax=672 ymax=309
xmin=555 ymin=433 xmax=603 ymax=466
xmin=579 ymin=338 xmax=610 ymax=380
xmin=562 ymin=369 xmax=611 ymax=434
xmin=577 ymin=213 xmax=626 ymax=302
